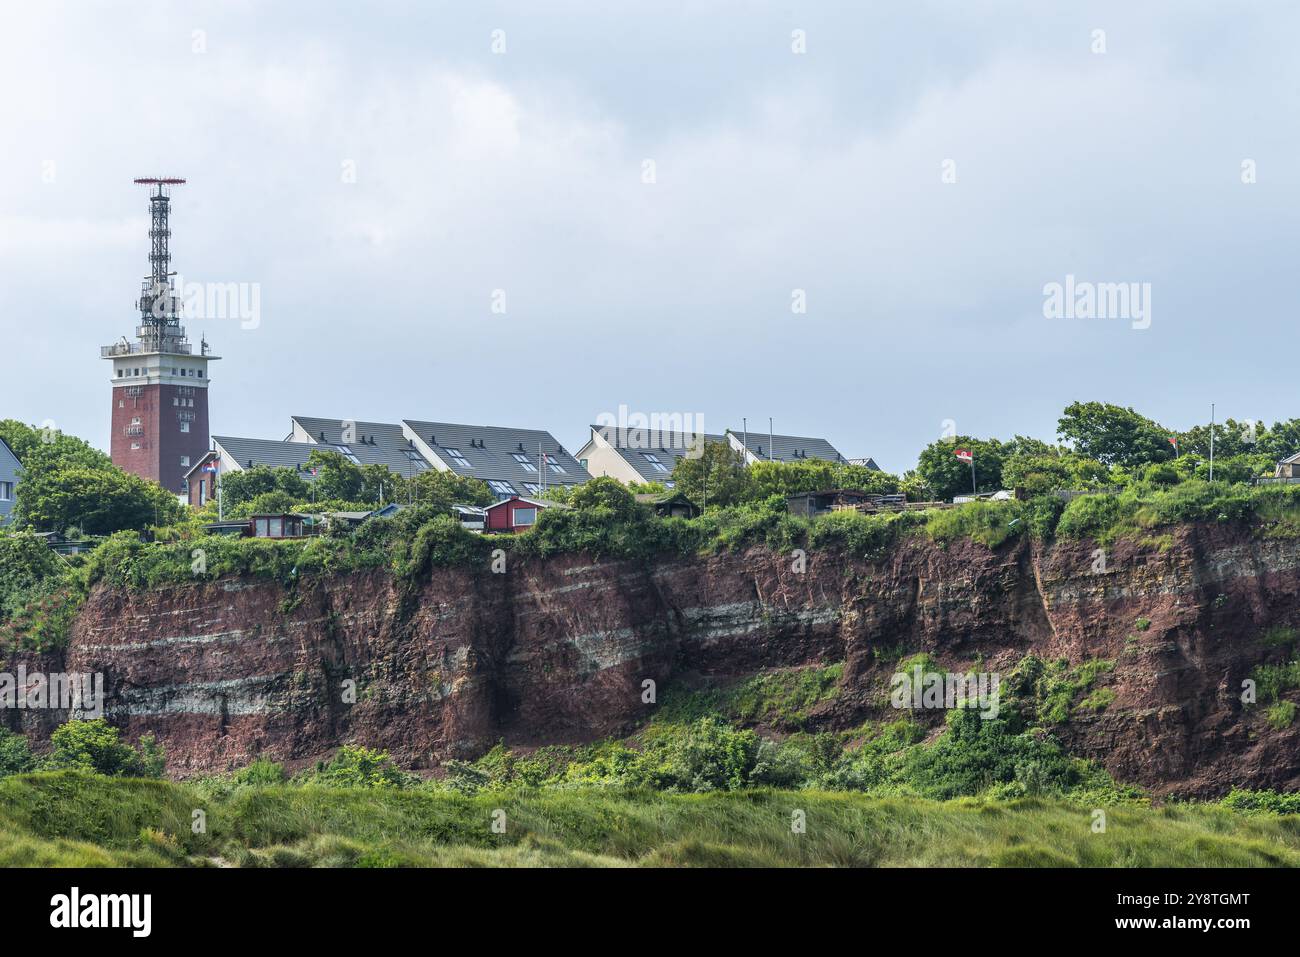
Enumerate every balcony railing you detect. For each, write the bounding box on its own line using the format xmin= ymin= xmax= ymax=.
xmin=101 ymin=327 xmax=193 ymax=357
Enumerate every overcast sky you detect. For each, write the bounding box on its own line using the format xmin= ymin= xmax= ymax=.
xmin=2 ymin=1 xmax=1297 ymax=473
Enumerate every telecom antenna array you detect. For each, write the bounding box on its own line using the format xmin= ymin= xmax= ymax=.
xmin=132 ymin=177 xmax=186 ymax=349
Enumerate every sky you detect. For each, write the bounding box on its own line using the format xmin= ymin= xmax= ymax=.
xmin=2 ymin=1 xmax=1298 ymax=474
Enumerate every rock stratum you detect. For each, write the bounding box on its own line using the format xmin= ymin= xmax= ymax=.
xmin=5 ymin=522 xmax=1300 ymax=796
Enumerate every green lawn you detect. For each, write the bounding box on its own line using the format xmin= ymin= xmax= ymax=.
xmin=1 ymin=771 xmax=1297 ymax=867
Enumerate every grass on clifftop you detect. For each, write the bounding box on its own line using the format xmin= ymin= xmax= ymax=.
xmin=1 ymin=771 xmax=1298 ymax=868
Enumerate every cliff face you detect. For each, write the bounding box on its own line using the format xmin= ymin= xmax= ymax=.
xmin=8 ymin=523 xmax=1300 ymax=796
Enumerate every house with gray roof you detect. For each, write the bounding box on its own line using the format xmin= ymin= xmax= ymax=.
xmin=183 ymin=436 xmax=319 ymax=507
xmin=0 ymin=436 xmax=21 ymax=525
xmin=577 ymin=422 xmax=872 ymax=485
xmin=576 ymin=424 xmax=727 ymax=487
xmin=288 ymin=416 xmax=431 ymax=482
xmin=212 ymin=435 xmax=319 ymax=474
xmin=726 ymin=429 xmax=849 ymax=465
xmin=401 ymin=419 xmax=590 ymax=499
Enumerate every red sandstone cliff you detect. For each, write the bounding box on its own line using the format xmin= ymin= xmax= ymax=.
xmin=5 ymin=522 xmax=1299 ymax=796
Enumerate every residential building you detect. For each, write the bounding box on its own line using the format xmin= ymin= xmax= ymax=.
xmin=484 ymin=495 xmax=565 ymax=533
xmin=402 ymin=419 xmax=590 ymax=499
xmin=0 ymin=436 xmax=21 ymax=525
xmin=577 ymin=422 xmax=869 ymax=485
xmin=576 ymin=424 xmax=728 ymax=486
xmin=727 ymin=429 xmax=847 ymax=465
xmin=289 ymin=416 xmax=432 ymax=482
xmin=1276 ymin=453 xmax=1300 ymax=479
xmin=182 ymin=436 xmax=318 ymax=508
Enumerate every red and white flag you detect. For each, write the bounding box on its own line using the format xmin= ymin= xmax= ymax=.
xmin=954 ymin=449 xmax=973 ymax=463
xmin=1168 ymin=436 xmax=1178 ymax=449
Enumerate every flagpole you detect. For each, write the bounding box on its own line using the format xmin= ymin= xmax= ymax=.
xmin=970 ymin=457 xmax=976 ymax=495
xmin=1209 ymin=403 xmax=1215 ymax=483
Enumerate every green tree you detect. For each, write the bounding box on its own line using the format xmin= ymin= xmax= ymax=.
xmin=746 ymin=459 xmax=900 ymax=502
xmin=567 ymin=476 xmax=639 ymax=520
xmin=1057 ymin=401 xmax=1174 ymax=468
xmin=1258 ymin=419 xmax=1300 ymax=461
xmin=410 ymin=469 xmax=494 ymax=511
xmin=229 ymin=490 xmax=298 ymax=518
xmin=1 ymin=421 xmax=180 ymax=534
xmin=360 ymin=463 xmax=405 ymax=505
xmin=0 ymin=420 xmax=103 ymax=468
xmin=1001 ymin=449 xmax=1109 ymax=496
xmin=1001 ymin=454 xmax=1072 ymax=496
xmin=916 ymin=436 xmax=1007 ymax=501
xmin=670 ymin=441 xmax=754 ymax=508
xmin=305 ymin=449 xmax=364 ymax=502
xmin=1177 ymin=419 xmax=1253 ymax=459
xmin=16 ymin=464 xmax=181 ymax=535
xmin=219 ymin=465 xmax=310 ymax=511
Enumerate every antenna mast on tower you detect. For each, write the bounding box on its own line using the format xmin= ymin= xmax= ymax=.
xmin=133 ymin=177 xmax=186 ymax=352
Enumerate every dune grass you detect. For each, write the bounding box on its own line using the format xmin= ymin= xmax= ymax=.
xmin=1 ymin=771 xmax=1297 ymax=867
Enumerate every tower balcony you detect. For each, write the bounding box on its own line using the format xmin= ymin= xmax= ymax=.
xmin=101 ymin=334 xmax=194 ymax=358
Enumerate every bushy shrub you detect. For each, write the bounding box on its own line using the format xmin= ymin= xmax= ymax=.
xmin=392 ymin=514 xmax=490 ymax=577
xmin=1056 ymin=493 xmax=1137 ymax=541
xmin=808 ymin=509 xmax=924 ymax=557
xmin=232 ymin=758 xmax=288 ymax=786
xmin=302 ymin=745 xmax=417 ymax=789
xmin=45 ymin=719 xmax=164 ymax=777
xmin=1221 ymin=788 xmax=1300 ymax=814
xmin=924 ymin=500 xmax=1025 ymax=548
xmin=0 ymin=728 xmax=35 ymax=777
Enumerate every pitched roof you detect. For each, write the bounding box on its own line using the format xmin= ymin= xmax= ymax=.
xmin=290 ymin=416 xmax=431 ymax=478
xmin=182 ymin=449 xmax=220 ymax=481
xmin=402 ymin=419 xmax=590 ymax=495
xmin=0 ymin=436 xmax=22 ymax=471
xmin=729 ymin=429 xmax=844 ymax=464
xmin=484 ymin=496 xmax=567 ymax=511
xmin=587 ymin=424 xmax=729 ymax=483
xmin=213 ymin=436 xmax=318 ymax=474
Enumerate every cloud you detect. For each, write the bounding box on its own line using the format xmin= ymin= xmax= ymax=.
xmin=1 ymin=2 xmax=1297 ymax=471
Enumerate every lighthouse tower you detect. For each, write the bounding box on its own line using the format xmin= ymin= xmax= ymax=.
xmin=102 ymin=178 xmax=218 ymax=496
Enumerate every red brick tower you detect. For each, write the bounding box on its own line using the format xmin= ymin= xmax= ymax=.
xmin=102 ymin=178 xmax=218 ymax=496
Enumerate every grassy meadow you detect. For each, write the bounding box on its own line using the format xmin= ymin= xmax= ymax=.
xmin=1 ymin=771 xmax=1298 ymax=868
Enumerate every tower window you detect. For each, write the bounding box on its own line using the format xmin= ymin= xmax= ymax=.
xmin=180 ymin=422 xmax=190 ymax=433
